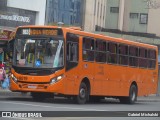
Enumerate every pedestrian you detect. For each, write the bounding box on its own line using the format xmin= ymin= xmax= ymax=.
xmin=0 ymin=66 xmax=6 ymax=88
xmin=2 ymin=74 xmax=9 ymax=89
xmin=0 ymin=61 xmax=5 ymax=69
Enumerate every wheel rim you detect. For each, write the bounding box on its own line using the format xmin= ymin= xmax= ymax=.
xmin=131 ymin=88 xmax=136 ymax=101
xmin=79 ymin=88 xmax=86 ymax=99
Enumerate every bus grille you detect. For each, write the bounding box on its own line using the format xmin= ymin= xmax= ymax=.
xmin=19 ymin=83 xmax=47 ymax=89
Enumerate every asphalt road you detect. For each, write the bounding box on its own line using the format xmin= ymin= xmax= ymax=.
xmin=0 ymin=90 xmax=160 ymax=120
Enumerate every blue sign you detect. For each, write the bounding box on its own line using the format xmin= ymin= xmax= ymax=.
xmin=35 ymin=60 xmax=41 ymax=67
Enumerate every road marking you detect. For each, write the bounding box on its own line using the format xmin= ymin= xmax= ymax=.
xmin=1 ymin=101 xmax=107 ymax=111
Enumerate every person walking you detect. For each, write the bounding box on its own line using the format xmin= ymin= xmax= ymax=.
xmin=0 ymin=66 xmax=6 ymax=88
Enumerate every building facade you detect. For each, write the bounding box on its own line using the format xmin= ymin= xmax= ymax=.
xmin=0 ymin=0 xmax=46 ymax=31
xmin=83 ymin=0 xmax=107 ymax=32
xmin=104 ymin=0 xmax=160 ymax=37
xmin=45 ymin=0 xmax=84 ymax=27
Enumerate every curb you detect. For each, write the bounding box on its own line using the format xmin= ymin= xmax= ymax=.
xmin=0 ymin=89 xmax=30 ymax=96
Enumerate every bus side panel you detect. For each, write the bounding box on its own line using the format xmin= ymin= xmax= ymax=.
xmin=124 ymin=67 xmax=153 ymax=97
xmin=64 ymin=67 xmax=80 ymax=95
xmin=147 ymin=68 xmax=158 ymax=95
xmin=102 ymin=65 xmax=129 ymax=96
xmin=80 ymin=62 xmax=98 ymax=95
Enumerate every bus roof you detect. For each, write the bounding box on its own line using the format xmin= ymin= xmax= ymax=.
xmin=65 ymin=27 xmax=157 ymax=50
xmin=16 ymin=25 xmax=157 ymax=50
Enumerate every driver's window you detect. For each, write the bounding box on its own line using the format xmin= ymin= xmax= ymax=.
xmin=66 ymin=33 xmax=79 ymax=71
xmin=67 ymin=42 xmax=78 ymax=62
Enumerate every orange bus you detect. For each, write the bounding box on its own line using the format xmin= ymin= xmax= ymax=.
xmin=9 ymin=25 xmax=158 ymax=104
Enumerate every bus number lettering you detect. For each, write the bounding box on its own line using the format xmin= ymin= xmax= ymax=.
xmin=22 ymin=29 xmax=30 ymax=35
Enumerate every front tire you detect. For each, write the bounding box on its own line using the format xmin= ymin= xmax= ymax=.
xmin=74 ymin=82 xmax=88 ymax=104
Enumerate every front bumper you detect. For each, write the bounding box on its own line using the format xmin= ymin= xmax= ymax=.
xmin=10 ymin=77 xmax=65 ymax=94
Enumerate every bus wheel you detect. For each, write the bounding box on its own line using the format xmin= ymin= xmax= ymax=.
xmin=128 ymin=84 xmax=137 ymax=104
xmin=74 ymin=82 xmax=88 ymax=104
xmin=119 ymin=84 xmax=137 ymax=104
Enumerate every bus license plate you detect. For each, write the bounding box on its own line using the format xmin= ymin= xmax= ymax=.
xmin=28 ymin=85 xmax=37 ymax=89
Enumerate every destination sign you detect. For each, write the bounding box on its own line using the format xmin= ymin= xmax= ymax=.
xmin=16 ymin=28 xmax=63 ymax=37
xmin=29 ymin=29 xmax=57 ymax=36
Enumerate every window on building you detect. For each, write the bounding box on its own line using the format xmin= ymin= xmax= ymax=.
xmin=110 ymin=7 xmax=119 ymax=13
xmin=70 ymin=15 xmax=73 ymax=24
xmin=140 ymin=13 xmax=148 ymax=24
xmin=97 ymin=2 xmax=99 ymax=17
xmin=130 ymin=13 xmax=139 ymax=19
xmin=103 ymin=6 xmax=105 ymax=20
xmin=70 ymin=0 xmax=74 ymax=10
xmin=94 ymin=0 xmax=97 ymax=16
xmin=100 ymin=4 xmax=102 ymax=18
xmin=62 ymin=14 xmax=64 ymax=23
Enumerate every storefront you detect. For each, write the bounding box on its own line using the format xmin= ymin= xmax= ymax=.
xmin=0 ymin=0 xmax=37 ymax=72
xmin=0 ymin=29 xmax=14 ymax=61
xmin=0 ymin=29 xmax=14 ymax=73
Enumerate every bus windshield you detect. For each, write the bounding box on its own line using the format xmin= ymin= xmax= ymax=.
xmin=13 ymin=38 xmax=64 ymax=68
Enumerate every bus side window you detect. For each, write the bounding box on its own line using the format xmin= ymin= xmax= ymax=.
xmin=107 ymin=42 xmax=117 ymax=64
xmin=148 ymin=49 xmax=156 ymax=69
xmin=95 ymin=39 xmax=106 ymax=63
xmin=139 ymin=48 xmax=148 ymax=68
xmin=118 ymin=44 xmax=128 ymax=65
xmin=83 ymin=37 xmax=95 ymax=61
xmin=129 ymin=46 xmax=138 ymax=67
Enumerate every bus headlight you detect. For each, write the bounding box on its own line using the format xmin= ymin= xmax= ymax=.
xmin=50 ymin=75 xmax=63 ymax=84
xmin=50 ymin=78 xmax=57 ymax=84
xmin=11 ymin=74 xmax=18 ymax=83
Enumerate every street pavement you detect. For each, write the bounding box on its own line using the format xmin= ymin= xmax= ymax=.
xmin=0 ymin=88 xmax=160 ymax=102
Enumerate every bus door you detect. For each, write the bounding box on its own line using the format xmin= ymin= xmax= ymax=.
xmin=65 ymin=33 xmax=80 ymax=94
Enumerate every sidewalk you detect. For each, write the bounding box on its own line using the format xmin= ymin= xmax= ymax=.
xmin=137 ymin=94 xmax=160 ymax=102
xmin=0 ymin=88 xmax=29 ymax=96
xmin=0 ymin=88 xmax=160 ymax=102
